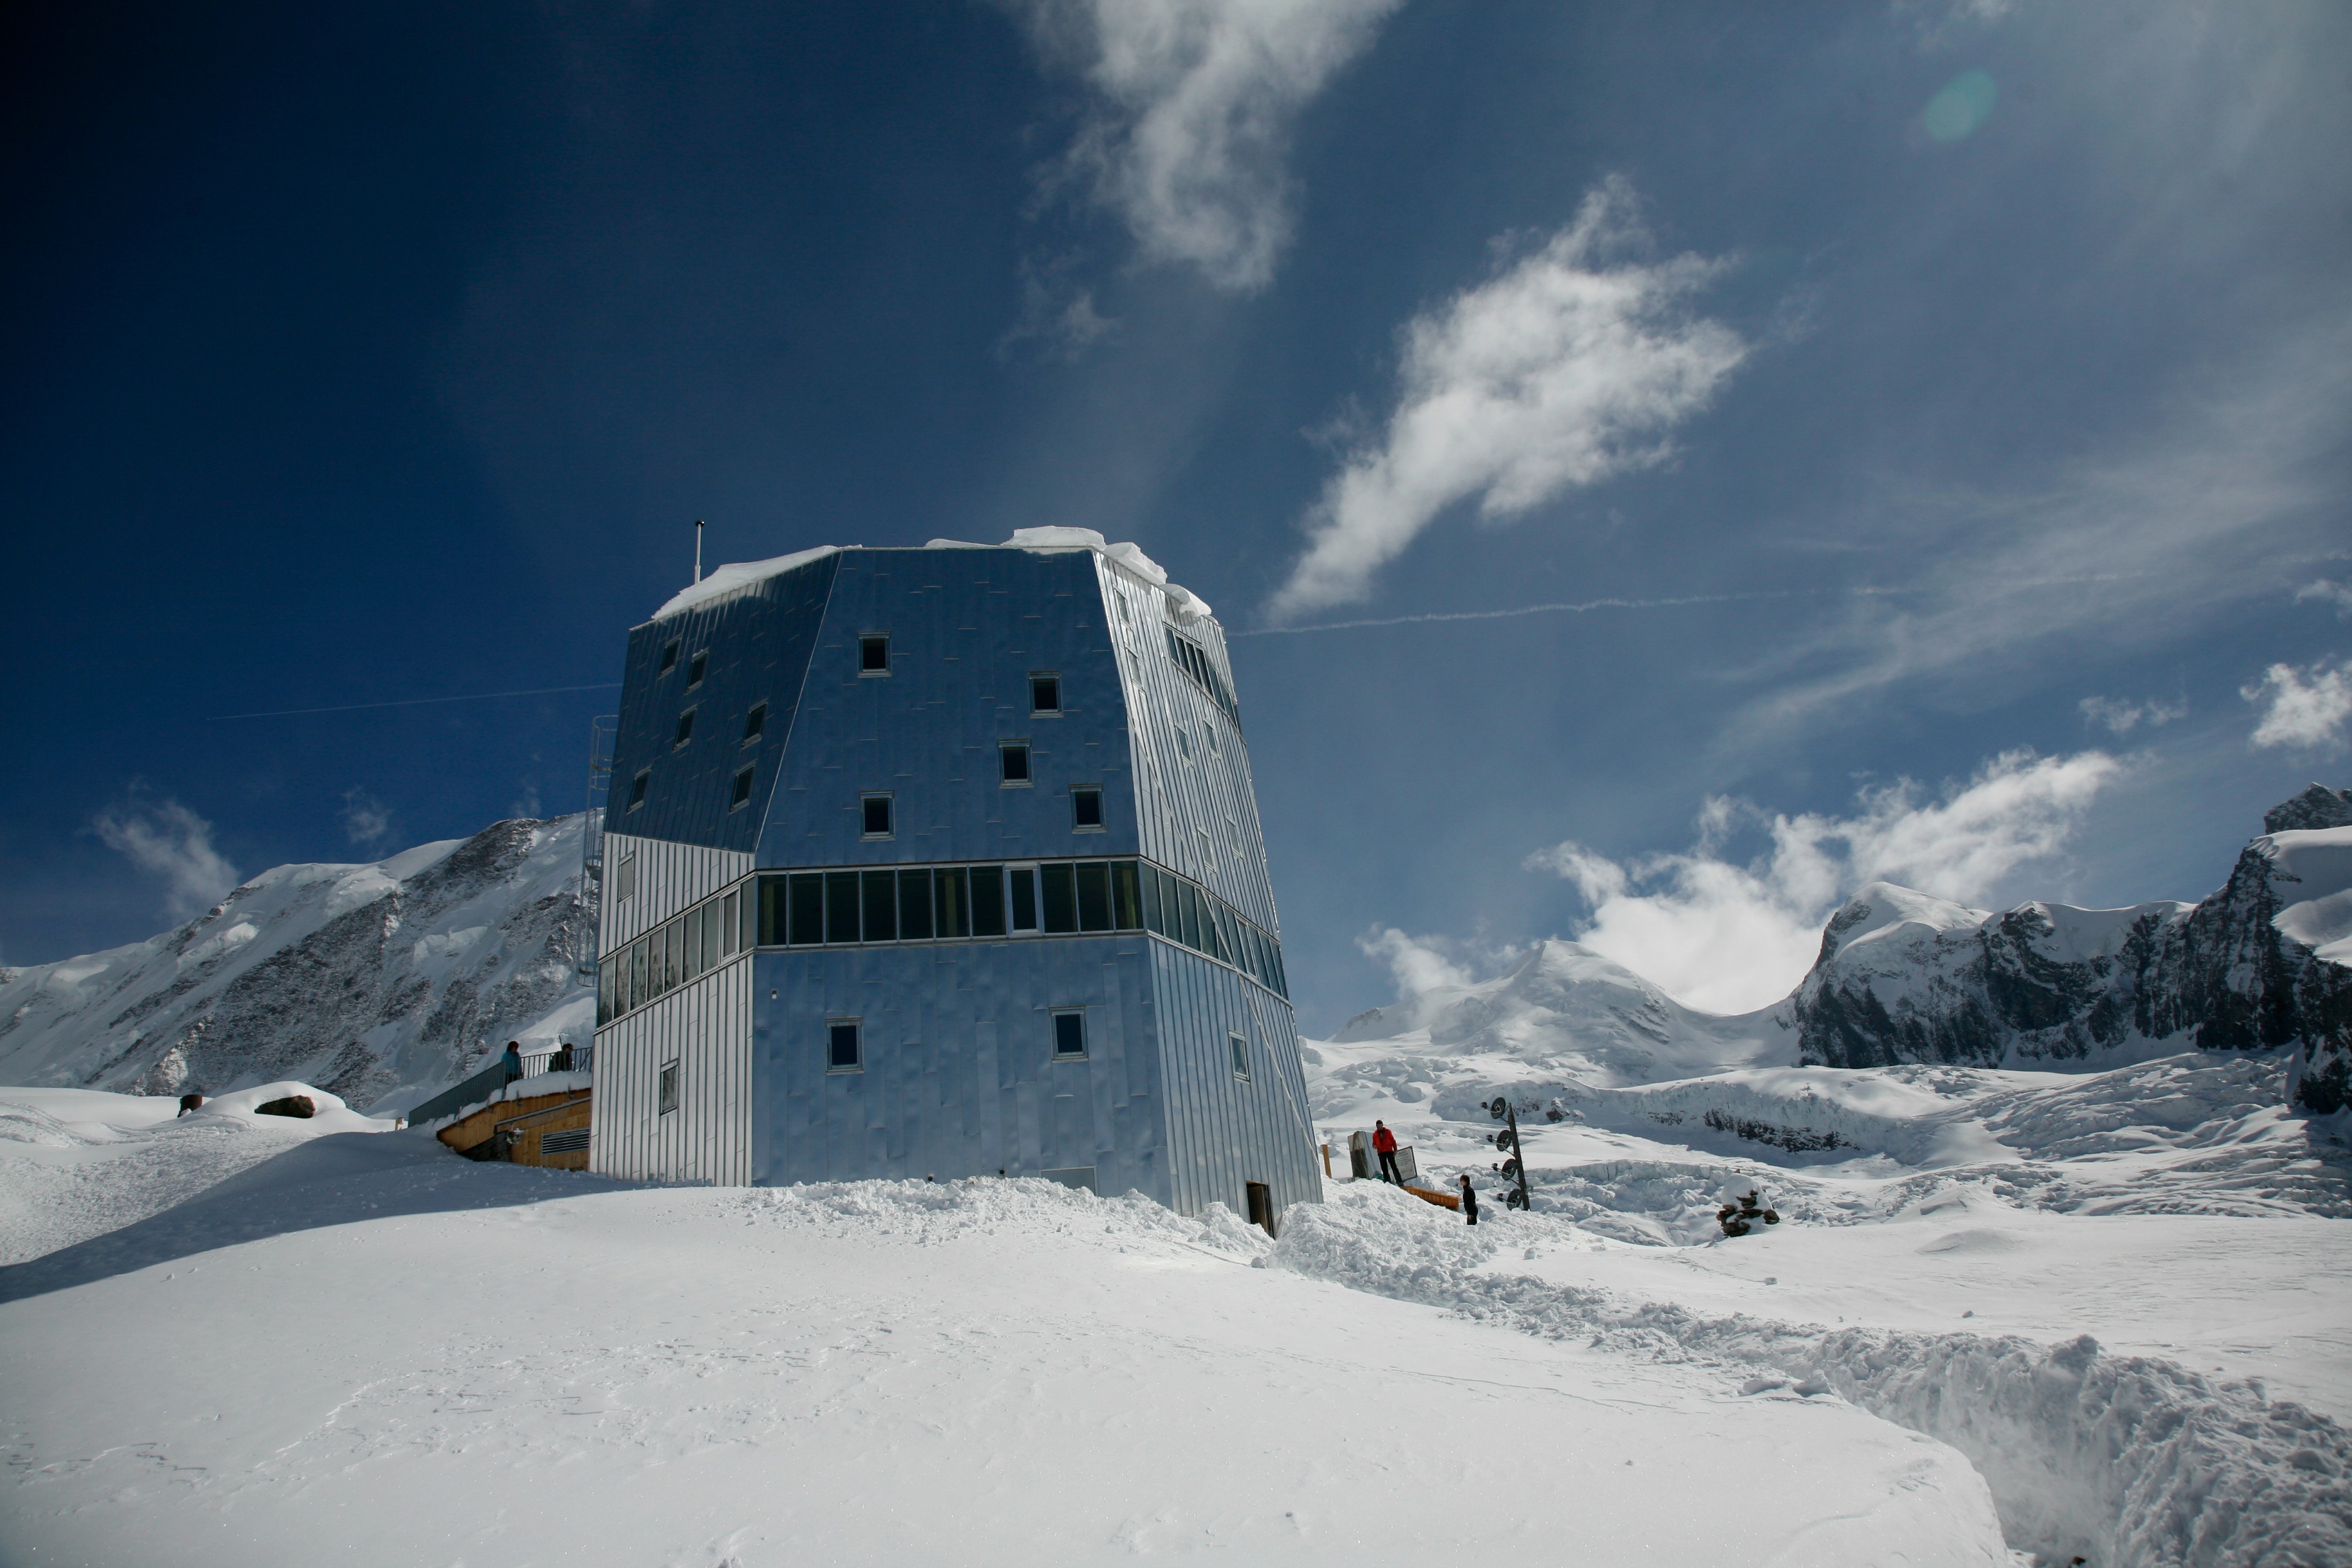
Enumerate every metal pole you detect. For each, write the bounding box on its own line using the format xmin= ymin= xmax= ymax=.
xmin=694 ymin=520 xmax=704 ymax=583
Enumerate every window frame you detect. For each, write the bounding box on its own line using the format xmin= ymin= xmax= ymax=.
xmin=685 ymin=650 xmax=707 ymax=690
xmin=742 ymin=702 xmax=767 ymax=744
xmin=729 ymin=764 xmax=756 ymax=811
xmin=1229 ymin=1031 xmax=1250 ymax=1082
xmin=615 ymin=852 xmax=637 ymax=902
xmin=1029 ymin=671 xmax=1062 ymax=716
xmin=1070 ymin=785 xmax=1105 ymax=832
xmin=657 ymin=1059 xmax=681 ymax=1115
xmin=659 ymin=639 xmax=680 ymax=675
xmin=1051 ymin=1009 xmax=1088 ymax=1060
xmin=999 ymin=739 xmax=1032 ymax=787
xmin=827 ymin=1017 xmax=863 ymax=1074
xmin=858 ymin=634 xmax=890 ymax=676
xmin=860 ymin=792 xmax=894 ymax=840
xmin=673 ymin=707 xmax=696 ymax=749
xmin=628 ymin=770 xmax=650 ymax=812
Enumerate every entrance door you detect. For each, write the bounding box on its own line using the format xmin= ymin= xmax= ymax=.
xmin=1245 ymin=1181 xmax=1275 ymax=1238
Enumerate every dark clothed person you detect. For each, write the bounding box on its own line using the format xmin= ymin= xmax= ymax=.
xmin=1373 ymin=1121 xmax=1402 ymax=1185
xmin=1459 ymin=1175 xmax=1479 ymax=1226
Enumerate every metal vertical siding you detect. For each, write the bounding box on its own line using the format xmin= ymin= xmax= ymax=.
xmin=1096 ymin=559 xmax=1279 ymax=934
xmin=1148 ymin=940 xmax=1321 ymax=1218
xmin=589 ymin=954 xmax=752 ymax=1183
xmin=598 ymin=833 xmax=754 ymax=951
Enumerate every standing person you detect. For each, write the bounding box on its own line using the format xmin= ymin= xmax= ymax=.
xmin=1458 ymin=1173 xmax=1479 ymax=1226
xmin=1372 ymin=1121 xmax=1402 ymax=1185
xmin=500 ymin=1041 xmax=522 ymax=1082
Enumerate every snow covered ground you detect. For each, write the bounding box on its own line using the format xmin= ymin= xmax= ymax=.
xmin=4 ymin=1048 xmax=2346 ymax=1567
xmin=1 ymin=1093 xmax=2011 ymax=1568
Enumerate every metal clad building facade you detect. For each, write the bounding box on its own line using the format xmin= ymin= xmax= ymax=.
xmin=589 ymin=541 xmax=1319 ymax=1222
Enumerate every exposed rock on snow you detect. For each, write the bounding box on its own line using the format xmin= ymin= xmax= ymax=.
xmin=1790 ymin=792 xmax=2352 ymax=1114
xmin=0 ymin=818 xmax=592 ymax=1114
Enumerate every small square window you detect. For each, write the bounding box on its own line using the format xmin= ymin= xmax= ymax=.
xmin=742 ymin=702 xmax=766 ymax=744
xmin=828 ymin=1019 xmax=862 ymax=1072
xmin=658 ymin=1059 xmax=681 ymax=1114
xmin=629 ymin=769 xmax=650 ymax=811
xmin=659 ymin=639 xmax=680 ymax=675
xmin=1000 ymin=741 xmax=1031 ymax=785
xmin=615 ymin=852 xmax=637 ymax=902
xmin=730 ymin=765 xmax=756 ymax=811
xmin=1072 ymin=786 xmax=1104 ymax=831
xmin=860 ymin=634 xmax=890 ymax=675
xmin=1229 ymin=1032 xmax=1250 ymax=1081
xmin=861 ymin=794 xmax=893 ymax=838
xmin=1030 ymin=673 xmax=1060 ymax=715
xmin=1053 ymin=1010 xmax=1087 ymax=1058
xmin=673 ymin=707 xmax=696 ymax=748
xmin=686 ymin=651 xmax=707 ymax=688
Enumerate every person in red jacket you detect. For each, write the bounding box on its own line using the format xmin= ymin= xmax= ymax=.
xmin=1372 ymin=1121 xmax=1402 ymax=1185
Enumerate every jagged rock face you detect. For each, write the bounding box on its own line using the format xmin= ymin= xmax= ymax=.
xmin=1792 ymin=795 xmax=2352 ymax=1114
xmin=2264 ymin=783 xmax=2352 ymax=834
xmin=0 ymin=817 xmax=592 ymax=1114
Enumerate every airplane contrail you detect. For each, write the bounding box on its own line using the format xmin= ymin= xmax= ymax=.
xmin=210 ymin=682 xmax=623 ymax=722
xmin=1231 ymin=589 xmax=1815 ymax=637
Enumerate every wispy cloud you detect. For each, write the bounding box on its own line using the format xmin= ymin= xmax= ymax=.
xmin=1270 ymin=179 xmax=1747 ymax=618
xmin=91 ymin=792 xmax=242 ymax=923
xmin=340 ymin=788 xmax=392 ymax=849
xmin=1356 ymin=925 xmax=1524 ymax=1000
xmin=2078 ymin=694 xmax=2188 ymax=735
xmin=2295 ymin=578 xmax=2352 ymax=619
xmin=1525 ymin=749 xmax=2124 ymax=1013
xmin=1009 ymin=0 xmax=1404 ymax=293
xmin=2243 ymin=660 xmax=2351 ymax=752
xmin=1718 ymin=330 xmax=2352 ymax=754
xmin=997 ymin=251 xmax=1121 ymax=362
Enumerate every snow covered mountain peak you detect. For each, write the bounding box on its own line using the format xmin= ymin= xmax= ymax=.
xmin=0 ymin=816 xmax=592 ymax=1114
xmin=1317 ymin=937 xmax=1791 ymax=1102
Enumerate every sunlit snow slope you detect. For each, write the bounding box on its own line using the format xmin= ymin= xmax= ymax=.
xmin=0 ymin=817 xmax=592 ymax=1114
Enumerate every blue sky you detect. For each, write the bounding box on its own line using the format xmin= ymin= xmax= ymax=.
xmin=4 ymin=1 xmax=2347 ymax=1030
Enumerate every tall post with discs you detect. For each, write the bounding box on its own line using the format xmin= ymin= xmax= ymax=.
xmin=1488 ymin=1097 xmax=1533 ymax=1211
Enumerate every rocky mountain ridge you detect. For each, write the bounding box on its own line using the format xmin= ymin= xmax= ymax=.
xmin=0 ymin=816 xmax=593 ymax=1114
xmin=1790 ymin=785 xmax=2352 ymax=1112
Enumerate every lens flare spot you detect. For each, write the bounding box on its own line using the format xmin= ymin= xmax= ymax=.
xmin=1922 ymin=69 xmax=1999 ymax=142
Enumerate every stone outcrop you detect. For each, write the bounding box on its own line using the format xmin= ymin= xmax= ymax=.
xmin=1791 ymin=789 xmax=2352 ymax=1114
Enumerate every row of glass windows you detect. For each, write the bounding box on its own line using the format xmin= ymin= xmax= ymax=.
xmin=595 ymin=857 xmax=1288 ymax=1026
xmin=598 ymin=883 xmax=755 ymax=1024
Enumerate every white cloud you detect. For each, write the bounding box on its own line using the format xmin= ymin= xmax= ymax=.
xmin=92 ymin=794 xmax=242 ymax=923
xmin=997 ymin=253 xmax=1121 ymax=362
xmin=1525 ymin=748 xmax=2124 ymax=1014
xmin=2078 ymin=694 xmax=2188 ymax=734
xmin=1271 ymin=179 xmax=1747 ymax=617
xmin=2295 ymin=578 xmax=2352 ymax=619
xmin=1356 ymin=925 xmax=1524 ymax=1000
xmin=1012 ymin=0 xmax=1404 ymax=292
xmin=2242 ymin=660 xmax=2352 ymax=751
xmin=341 ymin=788 xmax=391 ymax=849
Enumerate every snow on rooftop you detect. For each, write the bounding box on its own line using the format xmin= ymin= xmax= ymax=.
xmin=651 ymin=529 xmax=1212 ymax=624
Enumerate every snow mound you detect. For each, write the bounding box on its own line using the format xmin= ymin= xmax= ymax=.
xmin=1268 ymin=1185 xmax=2352 ymax=1568
xmin=650 ymin=544 xmax=840 ymax=621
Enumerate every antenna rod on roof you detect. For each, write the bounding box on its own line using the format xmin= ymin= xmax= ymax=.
xmin=694 ymin=520 xmax=704 ymax=584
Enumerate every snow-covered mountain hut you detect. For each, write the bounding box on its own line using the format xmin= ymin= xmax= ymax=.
xmin=588 ymin=532 xmax=1320 ymax=1226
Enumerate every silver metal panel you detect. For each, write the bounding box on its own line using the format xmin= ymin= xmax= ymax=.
xmin=600 ymin=831 xmax=754 ymax=951
xmin=1146 ymin=939 xmax=1321 ymax=1219
xmin=755 ymin=547 xmax=1143 ymax=870
xmin=1097 ymin=558 xmax=1279 ymax=934
xmin=590 ymin=951 xmax=752 ymax=1183
xmin=751 ymin=934 xmax=1170 ymax=1202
